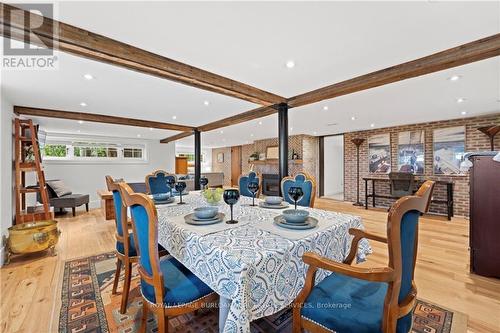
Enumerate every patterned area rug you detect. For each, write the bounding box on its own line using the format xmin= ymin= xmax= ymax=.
xmin=59 ymin=252 xmax=467 ymax=333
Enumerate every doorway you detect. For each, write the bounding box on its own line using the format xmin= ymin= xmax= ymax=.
xmin=231 ymin=146 xmax=242 ymax=186
xmin=323 ymin=135 xmax=344 ymax=200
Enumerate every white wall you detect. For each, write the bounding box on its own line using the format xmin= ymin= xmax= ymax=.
xmin=0 ymin=94 xmax=14 ymax=266
xmin=324 ymin=135 xmax=344 ymax=197
xmin=30 ymin=133 xmax=175 ymax=209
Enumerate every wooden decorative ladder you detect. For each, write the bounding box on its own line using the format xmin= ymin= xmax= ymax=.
xmin=14 ymin=118 xmax=52 ymax=224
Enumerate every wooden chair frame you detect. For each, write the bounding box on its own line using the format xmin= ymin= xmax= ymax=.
xmin=145 ymin=170 xmax=176 ymax=195
xmin=238 ymin=171 xmax=263 ymax=198
xmin=105 ymin=175 xmax=138 ymax=314
xmin=117 ymin=182 xmax=218 ymax=333
xmin=292 ymin=180 xmax=435 ymax=333
xmin=281 ymin=171 xmax=317 ymax=207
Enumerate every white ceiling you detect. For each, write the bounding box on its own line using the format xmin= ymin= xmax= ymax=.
xmin=2 ymin=1 xmax=500 ymax=148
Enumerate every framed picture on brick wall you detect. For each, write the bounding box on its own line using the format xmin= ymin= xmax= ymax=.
xmin=397 ymin=130 xmax=425 ymax=174
xmin=368 ymin=133 xmax=391 ymax=173
xmin=433 ymin=126 xmax=466 ymax=175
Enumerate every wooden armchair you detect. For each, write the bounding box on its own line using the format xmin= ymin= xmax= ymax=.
xmin=293 ymin=180 xmax=435 ymax=333
xmin=117 ymin=182 xmax=218 ymax=333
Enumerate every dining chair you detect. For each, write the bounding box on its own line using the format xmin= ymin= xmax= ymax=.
xmin=238 ymin=171 xmax=262 ymax=197
xmin=145 ymin=170 xmax=176 ymax=195
xmin=117 ymin=182 xmax=219 ymax=333
xmin=105 ymin=175 xmax=168 ymax=314
xmin=281 ymin=172 xmax=316 ymax=207
xmin=292 ymin=180 xmax=435 ymax=333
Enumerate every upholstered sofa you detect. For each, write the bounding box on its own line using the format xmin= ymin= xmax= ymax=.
xmin=177 ymin=172 xmax=224 ymax=191
xmin=38 ymin=179 xmax=89 ymax=216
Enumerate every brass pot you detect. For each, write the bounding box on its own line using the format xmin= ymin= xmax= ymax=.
xmin=7 ymin=220 xmax=60 ymax=261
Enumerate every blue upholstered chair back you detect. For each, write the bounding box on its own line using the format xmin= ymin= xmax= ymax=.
xmin=147 ymin=171 xmax=175 ymax=195
xmin=398 ymin=210 xmax=419 ymax=303
xmin=129 ymin=203 xmax=155 ymax=276
xmin=239 ymin=171 xmax=260 ymax=197
xmin=112 ymin=190 xmax=125 ymax=238
xmin=281 ymin=173 xmax=315 ymax=207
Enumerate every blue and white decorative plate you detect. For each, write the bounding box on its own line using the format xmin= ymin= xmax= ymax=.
xmin=273 ymin=215 xmax=318 ymax=229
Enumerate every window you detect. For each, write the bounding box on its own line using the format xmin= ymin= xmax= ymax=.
xmin=123 ymin=148 xmax=143 ymax=159
xmin=73 ymin=145 xmax=118 ymax=158
xmin=41 ymin=137 xmax=146 ymax=163
xmin=42 ymin=144 xmax=68 ymax=158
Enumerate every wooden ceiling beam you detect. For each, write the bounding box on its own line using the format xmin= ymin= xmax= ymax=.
xmin=0 ymin=3 xmax=285 ymax=106
xmin=288 ymin=33 xmax=500 ymax=108
xmin=14 ymin=106 xmax=194 ymax=132
xmin=160 ymin=131 xmax=194 ymax=144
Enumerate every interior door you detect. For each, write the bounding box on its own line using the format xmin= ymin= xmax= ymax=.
xmin=231 ymin=146 xmax=242 ymax=187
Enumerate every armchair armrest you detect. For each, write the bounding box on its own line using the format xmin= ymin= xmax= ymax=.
xmin=343 ymin=228 xmax=387 ymax=265
xmin=303 ymin=252 xmax=394 ymax=282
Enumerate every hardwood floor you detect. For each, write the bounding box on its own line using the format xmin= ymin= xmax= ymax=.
xmin=1 ymin=200 xmax=499 ymax=333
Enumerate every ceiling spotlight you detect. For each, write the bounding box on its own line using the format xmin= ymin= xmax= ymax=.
xmin=204 ymin=100 xmax=210 ymax=106
xmin=78 ymin=120 xmax=84 ymax=124
xmin=219 ymin=130 xmax=224 ymax=134
xmin=77 ymin=130 xmax=81 ymax=133
xmin=461 ymin=111 xmax=467 ymax=115
xmin=323 ymin=106 xmax=329 ymax=111
xmin=370 ymin=123 xmax=375 ymax=128
xmin=448 ymin=75 xmax=461 ymax=81
xmin=79 ymin=102 xmax=87 ymax=107
xmin=313 ymin=131 xmax=317 ymax=135
xmin=290 ymin=127 xmax=293 ymax=131
xmin=258 ymin=121 xmax=262 ymax=125
xmin=456 ymin=98 xmax=466 ymax=103
xmin=172 ymin=115 xmax=177 ymax=120
xmin=83 ymin=74 xmax=93 ymax=80
xmin=149 ymin=127 xmax=153 ymax=131
xmin=351 ymin=116 xmax=356 ymax=121
xmin=250 ymin=134 xmax=254 ymax=137
xmin=285 ymin=60 xmax=295 ymax=69
xmin=137 ymin=134 xmax=141 ymax=138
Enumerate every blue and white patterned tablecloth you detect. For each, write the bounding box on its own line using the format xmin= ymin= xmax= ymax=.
xmin=156 ymin=192 xmax=371 ymax=333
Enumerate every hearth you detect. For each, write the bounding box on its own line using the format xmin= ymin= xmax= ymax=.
xmin=262 ymin=174 xmax=280 ymax=196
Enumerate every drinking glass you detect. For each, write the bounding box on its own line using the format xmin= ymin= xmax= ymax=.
xmin=200 ymin=177 xmax=209 ymax=190
xmin=175 ymin=182 xmax=187 ymax=205
xmin=288 ymin=186 xmax=304 ymax=210
xmin=247 ymin=181 xmax=259 ymax=206
xmin=167 ymin=177 xmax=176 ymax=197
xmin=223 ymin=189 xmax=240 ymax=224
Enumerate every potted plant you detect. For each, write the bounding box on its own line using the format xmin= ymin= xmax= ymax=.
xmin=249 ymin=152 xmax=260 ymax=161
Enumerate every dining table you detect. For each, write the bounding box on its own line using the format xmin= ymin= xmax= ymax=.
xmin=155 ymin=191 xmax=371 ymax=333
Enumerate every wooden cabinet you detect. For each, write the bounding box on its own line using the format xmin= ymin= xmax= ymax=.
xmin=175 ymin=157 xmax=188 ymax=174
xmin=469 ymin=154 xmax=500 ymax=278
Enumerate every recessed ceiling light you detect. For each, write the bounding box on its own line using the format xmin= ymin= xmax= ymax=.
xmin=250 ymin=134 xmax=254 ymax=137
xmin=172 ymin=115 xmax=177 ymax=120
xmin=290 ymin=127 xmax=293 ymax=131
xmin=137 ymin=134 xmax=141 ymax=138
xmin=149 ymin=127 xmax=153 ymax=131
xmin=79 ymin=102 xmax=87 ymax=107
xmin=78 ymin=120 xmax=84 ymax=124
xmin=258 ymin=121 xmax=262 ymax=125
xmin=461 ymin=111 xmax=467 ymax=115
xmin=448 ymin=75 xmax=461 ymax=81
xmin=351 ymin=116 xmax=356 ymax=121
xmin=204 ymin=100 xmax=210 ymax=106
xmin=370 ymin=123 xmax=375 ymax=128
xmin=456 ymin=98 xmax=466 ymax=103
xmin=77 ymin=130 xmax=81 ymax=133
xmin=219 ymin=130 xmax=224 ymax=134
xmin=323 ymin=106 xmax=329 ymax=111
xmin=313 ymin=131 xmax=317 ymax=135
xmin=83 ymin=74 xmax=93 ymax=80
xmin=285 ymin=60 xmax=295 ymax=69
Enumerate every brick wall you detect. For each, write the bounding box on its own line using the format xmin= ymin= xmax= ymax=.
xmin=343 ymin=113 xmax=500 ymax=217
xmin=211 ymin=147 xmax=232 ymax=186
